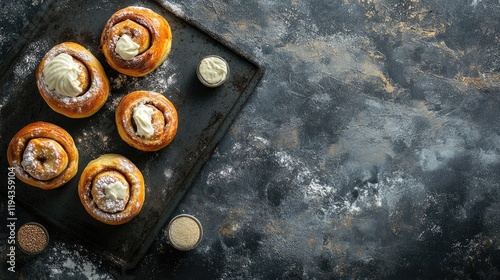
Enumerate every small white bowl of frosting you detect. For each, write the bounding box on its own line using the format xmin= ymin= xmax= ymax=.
xmin=197 ymin=55 xmax=229 ymax=88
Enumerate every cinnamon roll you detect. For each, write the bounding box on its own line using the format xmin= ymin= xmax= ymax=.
xmin=115 ymin=91 xmax=178 ymax=152
xmin=36 ymin=42 xmax=110 ymax=118
xmin=100 ymin=6 xmax=172 ymax=77
xmin=7 ymin=122 xmax=79 ymax=190
xmin=78 ymin=154 xmax=145 ymax=225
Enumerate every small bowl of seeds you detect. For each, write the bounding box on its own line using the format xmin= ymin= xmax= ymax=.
xmin=17 ymin=222 xmax=49 ymax=255
xmin=167 ymin=214 xmax=203 ymax=251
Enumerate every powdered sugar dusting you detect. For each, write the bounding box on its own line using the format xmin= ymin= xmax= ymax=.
xmin=21 ymin=139 xmax=66 ymax=180
xmin=12 ymin=39 xmax=49 ymax=82
xmin=93 ymin=174 xmax=129 ymax=213
xmin=120 ymin=160 xmax=135 ymax=173
xmin=75 ymin=123 xmax=114 ymax=158
xmin=0 ymin=40 xmax=49 ymax=136
xmin=159 ymin=0 xmax=185 ymax=17
xmin=140 ymin=58 xmax=178 ymax=93
xmin=40 ymin=242 xmax=114 ymax=279
xmin=109 ymin=73 xmax=136 ymax=90
xmin=0 ymin=29 xmax=5 ymax=48
xmin=13 ymin=52 xmax=38 ymax=81
xmin=163 ymin=168 xmax=173 ymax=180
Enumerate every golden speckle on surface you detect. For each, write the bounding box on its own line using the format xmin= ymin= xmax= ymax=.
xmin=219 ymin=220 xmax=239 ymax=236
xmin=307 ymin=237 xmax=316 ymax=246
xmin=459 ymin=73 xmax=500 ymax=89
xmin=276 ymin=128 xmax=300 ymax=149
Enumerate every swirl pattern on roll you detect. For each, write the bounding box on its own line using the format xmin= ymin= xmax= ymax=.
xmin=116 ymin=90 xmax=178 ymax=152
xmin=7 ymin=121 xmax=79 ymax=190
xmin=100 ymin=6 xmax=172 ymax=77
xmin=78 ymin=154 xmax=145 ymax=225
xmin=36 ymin=42 xmax=110 ymax=118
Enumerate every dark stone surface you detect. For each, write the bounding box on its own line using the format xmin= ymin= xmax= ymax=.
xmin=1 ymin=0 xmax=500 ymax=279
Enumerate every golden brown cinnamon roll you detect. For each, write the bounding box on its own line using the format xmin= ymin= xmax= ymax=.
xmin=78 ymin=154 xmax=145 ymax=225
xmin=36 ymin=42 xmax=110 ymax=118
xmin=115 ymin=91 xmax=178 ymax=152
xmin=7 ymin=122 xmax=79 ymax=190
xmin=100 ymin=6 xmax=172 ymax=77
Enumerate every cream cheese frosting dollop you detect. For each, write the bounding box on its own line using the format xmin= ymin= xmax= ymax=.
xmin=133 ymin=103 xmax=155 ymax=138
xmin=104 ymin=181 xmax=128 ymax=200
xmin=115 ymin=34 xmax=140 ymax=60
xmin=42 ymin=53 xmax=83 ymax=97
xmin=198 ymin=57 xmax=228 ymax=84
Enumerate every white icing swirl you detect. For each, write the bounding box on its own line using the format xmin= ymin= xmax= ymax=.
xmin=104 ymin=181 xmax=128 ymax=200
xmin=115 ymin=34 xmax=140 ymax=60
xmin=199 ymin=57 xmax=228 ymax=84
xmin=42 ymin=53 xmax=83 ymax=97
xmin=133 ymin=103 xmax=155 ymax=138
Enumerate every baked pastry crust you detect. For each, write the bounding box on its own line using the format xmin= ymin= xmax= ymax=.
xmin=100 ymin=6 xmax=172 ymax=77
xmin=7 ymin=121 xmax=79 ymax=190
xmin=78 ymin=154 xmax=145 ymax=225
xmin=36 ymin=42 xmax=110 ymax=118
xmin=115 ymin=90 xmax=178 ymax=151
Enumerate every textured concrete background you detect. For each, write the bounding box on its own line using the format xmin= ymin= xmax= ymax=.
xmin=1 ymin=0 xmax=500 ymax=279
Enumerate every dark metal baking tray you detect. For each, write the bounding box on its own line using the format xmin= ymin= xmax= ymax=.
xmin=0 ymin=0 xmax=264 ymax=269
